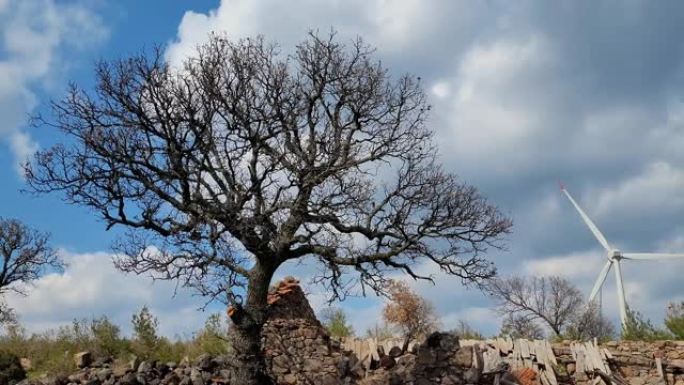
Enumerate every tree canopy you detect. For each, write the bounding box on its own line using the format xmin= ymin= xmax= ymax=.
xmin=26 ymin=31 xmax=511 ymax=384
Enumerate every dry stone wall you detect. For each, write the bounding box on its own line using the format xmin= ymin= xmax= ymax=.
xmin=14 ymin=276 xmax=684 ymax=385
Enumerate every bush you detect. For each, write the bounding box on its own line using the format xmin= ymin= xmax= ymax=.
xmin=622 ymin=308 xmax=671 ymax=341
xmin=181 ymin=313 xmax=230 ymax=359
xmin=320 ymin=308 xmax=354 ymax=339
xmin=0 ymin=350 xmax=25 ymax=385
xmin=665 ymin=302 xmax=684 ymax=339
xmin=0 ymin=311 xmax=234 ymax=377
xmin=131 ymin=306 xmax=159 ymax=359
xmin=91 ymin=316 xmax=125 ymax=357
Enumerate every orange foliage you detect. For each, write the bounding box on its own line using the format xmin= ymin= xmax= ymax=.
xmin=382 ymin=280 xmax=438 ymax=342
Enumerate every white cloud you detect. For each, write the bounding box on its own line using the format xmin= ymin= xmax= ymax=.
xmin=591 ymin=162 xmax=684 ymax=218
xmin=440 ymin=307 xmax=499 ymax=335
xmin=8 ymin=131 xmax=38 ymax=175
xmin=154 ymin=0 xmax=684 ymax=337
xmin=165 ymin=0 xmax=488 ymax=68
xmin=5 ymin=251 xmax=211 ymax=338
xmin=523 ymin=250 xmax=605 ymax=279
xmin=0 ymin=0 xmax=107 ymax=175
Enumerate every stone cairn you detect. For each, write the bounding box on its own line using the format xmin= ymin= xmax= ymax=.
xmin=261 ymin=276 xmax=365 ymax=384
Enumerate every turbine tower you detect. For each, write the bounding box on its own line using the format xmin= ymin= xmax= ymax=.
xmin=561 ymin=185 xmax=684 ymax=326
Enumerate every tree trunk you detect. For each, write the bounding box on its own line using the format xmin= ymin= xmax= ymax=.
xmin=401 ymin=335 xmax=412 ymax=354
xmin=228 ymin=263 xmax=275 ymax=385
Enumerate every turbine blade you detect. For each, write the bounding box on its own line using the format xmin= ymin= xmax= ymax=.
xmin=614 ymin=259 xmax=628 ymax=326
xmin=561 ymin=187 xmax=611 ymax=251
xmin=622 ymin=253 xmax=684 ymax=260
xmin=588 ymin=260 xmax=612 ymax=303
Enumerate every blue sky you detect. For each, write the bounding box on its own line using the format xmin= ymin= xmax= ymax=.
xmin=2 ymin=0 xmax=684 ymax=338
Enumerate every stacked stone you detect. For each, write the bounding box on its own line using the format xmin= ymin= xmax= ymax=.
xmin=262 ymin=277 xmax=364 ymax=385
xmin=361 ymin=332 xmax=480 ymax=385
xmin=552 ymin=340 xmax=684 ymax=385
xmin=17 ymin=354 xmax=231 ymax=385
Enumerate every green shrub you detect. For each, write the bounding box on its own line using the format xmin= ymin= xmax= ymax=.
xmin=665 ymin=302 xmax=684 ymax=340
xmin=0 ymin=311 xmax=234 ymax=376
xmin=91 ymin=316 xmax=125 ymax=357
xmin=320 ymin=308 xmax=354 ymax=339
xmin=131 ymin=306 xmax=159 ymax=359
xmin=193 ymin=314 xmax=229 ymax=356
xmin=622 ymin=308 xmax=671 ymax=341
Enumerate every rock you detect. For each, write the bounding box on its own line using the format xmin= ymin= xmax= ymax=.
xmin=119 ymin=373 xmax=139 ymax=385
xmin=94 ymin=369 xmax=113 ymax=382
xmin=189 ymin=368 xmax=203 ymax=385
xmin=442 ymin=374 xmax=463 ymax=385
xmin=129 ymin=356 xmax=141 ymax=372
xmin=210 ymin=355 xmax=228 ymax=368
xmin=396 ymin=354 xmax=415 ymax=367
xmin=416 ymin=347 xmax=436 ymax=365
xmin=424 ymin=331 xmax=459 ymax=351
xmin=138 ymin=361 xmax=153 ymax=374
xmin=463 ymin=367 xmax=481 ymax=384
xmin=388 ymin=346 xmax=403 ymax=358
xmin=47 ymin=374 xmax=68 ymax=385
xmin=92 ymin=356 xmax=113 ymax=368
xmin=453 ymin=346 xmax=473 ymax=368
xmin=566 ymin=362 xmax=576 ymax=375
xmin=379 ymin=356 xmax=396 ymax=370
xmin=74 ymin=352 xmax=93 ymax=369
xmin=302 ymin=358 xmax=324 ymax=372
xmin=282 ymin=373 xmax=297 ymax=384
xmin=179 ymin=356 xmax=190 ymax=368
xmin=195 ymin=354 xmax=214 ymax=371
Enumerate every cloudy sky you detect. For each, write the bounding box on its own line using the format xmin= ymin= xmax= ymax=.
xmin=2 ymin=0 xmax=684 ymax=338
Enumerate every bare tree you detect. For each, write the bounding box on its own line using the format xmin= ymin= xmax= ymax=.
xmin=25 ymin=32 xmax=511 ymax=384
xmin=452 ymin=319 xmax=485 ymax=340
xmin=485 ymin=275 xmax=583 ymax=336
xmin=383 ymin=280 xmax=439 ymax=352
xmin=0 ymin=218 xmax=62 ymax=322
xmin=499 ymin=314 xmax=545 ymax=340
xmin=564 ymin=302 xmax=615 ymax=342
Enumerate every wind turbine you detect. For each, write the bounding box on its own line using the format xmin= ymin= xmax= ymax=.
xmin=560 ymin=184 xmax=684 ymax=326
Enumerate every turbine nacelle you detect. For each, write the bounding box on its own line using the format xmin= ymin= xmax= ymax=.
xmin=608 ymin=249 xmax=622 ymax=260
